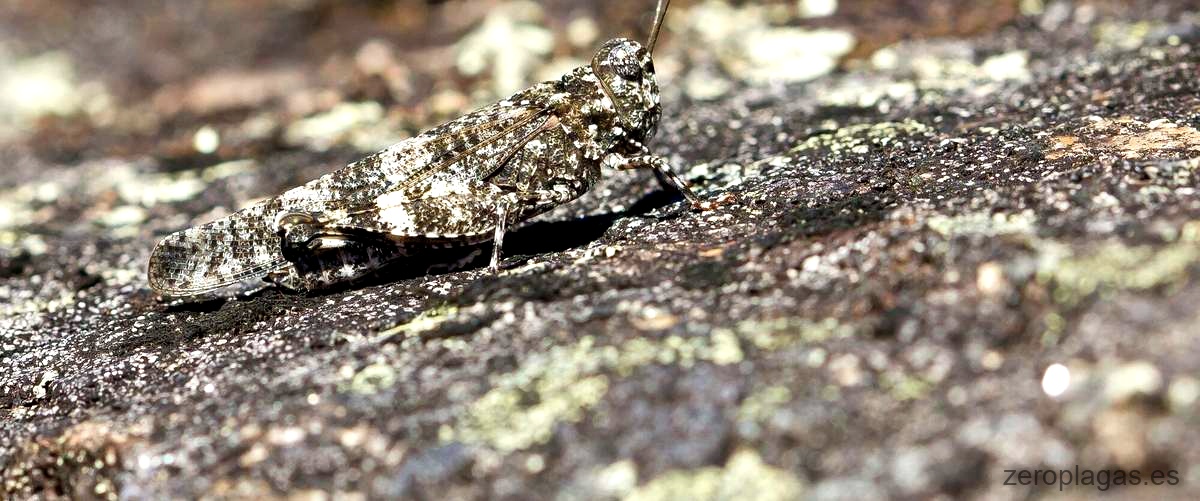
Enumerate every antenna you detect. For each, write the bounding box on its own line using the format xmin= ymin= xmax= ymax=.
xmin=646 ymin=0 xmax=671 ymax=53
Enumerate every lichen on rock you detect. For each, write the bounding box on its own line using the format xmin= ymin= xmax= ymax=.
xmin=3 ymin=0 xmax=1200 ymax=499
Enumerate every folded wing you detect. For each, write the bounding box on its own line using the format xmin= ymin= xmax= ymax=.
xmin=148 ymin=93 xmax=552 ymax=296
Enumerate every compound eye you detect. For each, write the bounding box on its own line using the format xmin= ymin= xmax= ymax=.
xmin=614 ymin=58 xmax=642 ymax=82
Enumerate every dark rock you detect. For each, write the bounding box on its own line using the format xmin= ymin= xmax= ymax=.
xmin=3 ymin=1 xmax=1200 ymax=499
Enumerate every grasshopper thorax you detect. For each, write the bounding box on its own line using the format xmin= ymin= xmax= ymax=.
xmin=590 ymin=38 xmax=661 ymax=144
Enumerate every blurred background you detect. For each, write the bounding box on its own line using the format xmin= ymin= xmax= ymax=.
xmin=0 ymin=0 xmax=1046 ymax=167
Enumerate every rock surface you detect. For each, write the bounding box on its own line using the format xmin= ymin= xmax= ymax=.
xmin=3 ymin=0 xmax=1200 ymax=499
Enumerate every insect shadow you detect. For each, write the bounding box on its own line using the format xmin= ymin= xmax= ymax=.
xmin=505 ymin=187 xmax=684 ymax=256
xmin=343 ymin=186 xmax=684 ymax=289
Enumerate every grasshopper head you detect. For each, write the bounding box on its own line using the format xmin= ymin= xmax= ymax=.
xmin=591 ymin=38 xmax=661 ymax=141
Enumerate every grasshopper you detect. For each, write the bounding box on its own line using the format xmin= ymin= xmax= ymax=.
xmin=148 ymin=0 xmax=723 ymax=297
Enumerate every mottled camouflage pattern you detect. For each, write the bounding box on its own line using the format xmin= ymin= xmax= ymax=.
xmin=148 ymin=37 xmax=695 ymax=298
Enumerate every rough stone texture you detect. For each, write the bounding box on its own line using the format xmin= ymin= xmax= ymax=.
xmin=2 ymin=0 xmax=1200 ymax=499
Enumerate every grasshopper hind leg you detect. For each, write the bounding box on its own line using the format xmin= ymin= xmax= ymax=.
xmin=275 ymin=212 xmax=322 ymax=259
xmin=273 ymin=210 xmax=412 ymax=291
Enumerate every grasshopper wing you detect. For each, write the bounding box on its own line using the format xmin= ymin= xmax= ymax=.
xmin=148 ymin=199 xmax=293 ymax=296
xmin=320 ymin=112 xmax=582 ymax=242
xmin=148 ymin=93 xmax=553 ymax=297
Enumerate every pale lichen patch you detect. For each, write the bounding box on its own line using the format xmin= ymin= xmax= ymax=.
xmin=344 ymin=363 xmax=398 ymax=395
xmin=816 ymin=41 xmax=1031 ymax=109
xmin=788 ymin=120 xmax=932 ymax=159
xmin=1037 ymin=232 xmax=1200 ymax=307
xmin=625 ymin=448 xmax=804 ymax=501
xmin=446 ymin=316 xmax=848 ymax=452
xmin=925 ymin=211 xmax=1038 ymax=238
xmin=736 ymin=385 xmax=792 ymax=437
xmin=1093 ymin=21 xmax=1162 ymax=52
xmin=735 ymin=317 xmax=853 ymax=351
xmin=446 ymin=337 xmax=611 ymax=451
xmin=455 ymin=1 xmax=553 ymax=97
xmin=283 ymin=101 xmax=394 ymax=152
xmin=377 ymin=304 xmax=460 ymax=338
xmin=0 ymin=47 xmax=112 ymax=137
xmin=882 ymin=372 xmax=935 ymax=401
xmin=676 ymin=0 xmax=855 ymax=88
xmin=0 ymin=231 xmax=46 ymax=255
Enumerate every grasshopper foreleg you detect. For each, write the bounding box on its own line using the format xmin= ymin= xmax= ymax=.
xmin=486 ymin=182 xmax=580 ymax=272
xmin=490 ymin=200 xmax=511 ymax=272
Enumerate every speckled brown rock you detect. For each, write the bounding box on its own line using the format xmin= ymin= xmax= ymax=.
xmin=3 ymin=1 xmax=1200 ymax=499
